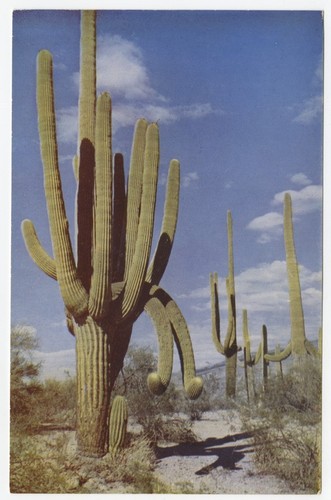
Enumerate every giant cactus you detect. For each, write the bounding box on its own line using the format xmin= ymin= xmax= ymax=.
xmin=242 ymin=310 xmax=268 ymax=397
xmin=22 ymin=10 xmax=202 ymax=457
xmin=210 ymin=211 xmax=240 ymax=397
xmin=265 ymin=193 xmax=316 ymax=363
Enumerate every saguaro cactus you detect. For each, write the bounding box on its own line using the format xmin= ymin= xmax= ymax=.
xmin=109 ymin=396 xmax=128 ymax=456
xmin=22 ymin=10 xmax=202 ymax=457
xmin=210 ymin=211 xmax=240 ymax=397
xmin=265 ymin=193 xmax=316 ymax=364
xmin=242 ymin=310 xmax=268 ymax=397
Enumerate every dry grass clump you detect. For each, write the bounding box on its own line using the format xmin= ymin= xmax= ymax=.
xmin=240 ymin=356 xmax=321 ymax=493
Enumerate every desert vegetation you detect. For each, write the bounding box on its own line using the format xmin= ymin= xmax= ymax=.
xmin=11 ymin=8 xmax=322 ymax=495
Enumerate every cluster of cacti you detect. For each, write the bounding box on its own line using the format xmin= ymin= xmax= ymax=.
xmin=265 ymin=193 xmax=317 ymax=364
xmin=109 ymin=396 xmax=128 ymax=456
xmin=211 ymin=192 xmax=319 ymax=400
xmin=210 ymin=211 xmax=241 ymax=397
xmin=22 ymin=10 xmax=202 ymax=457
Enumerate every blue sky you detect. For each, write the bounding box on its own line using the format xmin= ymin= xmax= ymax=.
xmin=11 ymin=9 xmax=323 ymax=377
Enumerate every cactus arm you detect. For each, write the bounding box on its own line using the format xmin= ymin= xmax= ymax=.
xmin=264 ymin=342 xmax=292 ymax=362
xmin=151 ymin=286 xmax=203 ymax=400
xmin=124 ymin=118 xmax=148 ymax=277
xmin=21 ymin=219 xmax=57 ymax=280
xmin=76 ymin=11 xmax=96 ymax=291
xmin=284 ymin=193 xmax=306 ymax=355
xmin=144 ymin=296 xmax=174 ymax=395
xmin=89 ymin=93 xmax=113 ymax=319
xmin=121 ymin=123 xmax=160 ymax=318
xmin=146 ymin=159 xmax=180 ymax=285
xmin=109 ymin=395 xmax=128 ymax=456
xmin=112 ymin=153 xmax=127 ymax=282
xmin=252 ymin=341 xmax=262 ymax=364
xmin=37 ymin=50 xmax=88 ymax=318
xmin=210 ymin=272 xmax=225 ymax=354
xmin=305 ymin=339 xmax=318 ymax=356
xmin=73 ymin=155 xmax=79 ymax=181
xmin=78 ymin=10 xmax=96 ymax=147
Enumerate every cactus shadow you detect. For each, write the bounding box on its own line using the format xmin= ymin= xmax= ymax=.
xmin=155 ymin=431 xmax=255 ymax=474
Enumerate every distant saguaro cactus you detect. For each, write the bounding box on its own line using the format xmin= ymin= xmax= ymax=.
xmin=210 ymin=211 xmax=240 ymax=397
xmin=242 ymin=310 xmax=268 ymax=397
xmin=265 ymin=193 xmax=317 ymax=364
xmin=22 ymin=10 xmax=202 ymax=457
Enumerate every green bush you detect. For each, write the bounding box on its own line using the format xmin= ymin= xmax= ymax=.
xmin=240 ymin=356 xmax=321 ymax=493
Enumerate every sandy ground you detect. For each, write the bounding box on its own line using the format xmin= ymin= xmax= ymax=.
xmin=153 ymin=409 xmax=292 ymax=494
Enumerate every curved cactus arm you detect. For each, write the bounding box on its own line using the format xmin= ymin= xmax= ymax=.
xmin=146 ymin=159 xmax=180 ymax=285
xmin=305 ymin=339 xmax=318 ymax=356
xmin=264 ymin=342 xmax=292 ymax=362
xmin=251 ymin=341 xmax=262 ymax=364
xmin=37 ymin=50 xmax=88 ymax=319
xmin=121 ymin=123 xmax=160 ymax=319
xmin=124 ymin=118 xmax=148 ymax=278
xmin=151 ymin=286 xmax=203 ymax=400
xmin=21 ymin=219 xmax=57 ymax=280
xmin=144 ymin=295 xmax=174 ymax=395
xmin=210 ymin=272 xmax=225 ymax=355
xmin=112 ymin=153 xmax=127 ymax=282
xmin=89 ymin=93 xmax=113 ymax=319
xmin=224 ymin=278 xmax=238 ymax=353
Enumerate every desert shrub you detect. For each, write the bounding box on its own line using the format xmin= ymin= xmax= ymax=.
xmin=10 ymin=324 xmax=43 ymax=432
xmin=114 ymin=346 xmax=197 ymax=445
xmin=38 ymin=375 xmax=77 ymax=428
xmin=179 ymin=372 xmax=224 ymax=420
xmin=240 ymin=356 xmax=321 ymax=493
xmin=10 ymin=431 xmax=77 ymax=493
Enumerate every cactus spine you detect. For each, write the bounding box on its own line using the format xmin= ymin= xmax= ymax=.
xmin=109 ymin=396 xmax=128 ymax=456
xmin=265 ymin=193 xmax=317 ymax=364
xmin=22 ymin=10 xmax=202 ymax=457
xmin=210 ymin=211 xmax=240 ymax=397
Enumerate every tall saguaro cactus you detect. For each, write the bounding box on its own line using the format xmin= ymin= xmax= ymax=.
xmin=22 ymin=10 xmax=202 ymax=457
xmin=210 ymin=211 xmax=240 ymax=397
xmin=265 ymin=193 xmax=316 ymax=363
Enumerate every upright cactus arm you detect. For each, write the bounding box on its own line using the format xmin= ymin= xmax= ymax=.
xmin=224 ymin=277 xmax=238 ymax=353
xmin=150 ymin=286 xmax=203 ymax=400
xmin=76 ymin=10 xmax=96 ymax=291
xmin=112 ymin=153 xmax=126 ymax=283
xmin=242 ymin=309 xmax=252 ymax=365
xmin=21 ymin=219 xmax=57 ymax=280
xmin=88 ymin=93 xmax=113 ymax=319
xmin=210 ymin=272 xmax=225 ymax=354
xmin=120 ymin=123 xmax=160 ymax=319
xmin=124 ymin=118 xmax=148 ymax=277
xmin=37 ymin=50 xmax=88 ymax=319
xmin=144 ymin=295 xmax=174 ymax=395
xmin=146 ymin=159 xmax=180 ymax=285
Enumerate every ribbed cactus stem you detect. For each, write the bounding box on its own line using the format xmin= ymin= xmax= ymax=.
xmin=145 ymin=296 xmax=174 ymax=395
xmin=284 ymin=193 xmax=306 ymax=356
xmin=109 ymin=395 xmax=128 ymax=456
xmin=21 ymin=219 xmax=57 ymax=280
xmin=89 ymin=93 xmax=113 ymax=319
xmin=37 ymin=50 xmax=88 ymax=319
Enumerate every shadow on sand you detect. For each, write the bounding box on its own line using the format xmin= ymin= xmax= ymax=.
xmin=155 ymin=431 xmax=255 ymax=474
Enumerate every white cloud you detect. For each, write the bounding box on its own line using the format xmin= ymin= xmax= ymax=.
xmin=247 ymin=185 xmax=322 ymax=243
xmin=58 ymin=35 xmax=219 ymax=144
xmin=182 ymin=172 xmax=199 ymax=188
xmin=34 ymin=348 xmax=76 ymax=380
xmin=178 ymin=260 xmax=322 ymax=352
xmin=293 ymin=95 xmax=323 ymax=125
xmin=290 ymin=173 xmax=312 ymax=186
xmin=271 ymin=185 xmax=322 ymax=215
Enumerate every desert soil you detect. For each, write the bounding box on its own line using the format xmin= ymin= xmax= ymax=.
xmin=153 ymin=409 xmax=292 ymax=494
